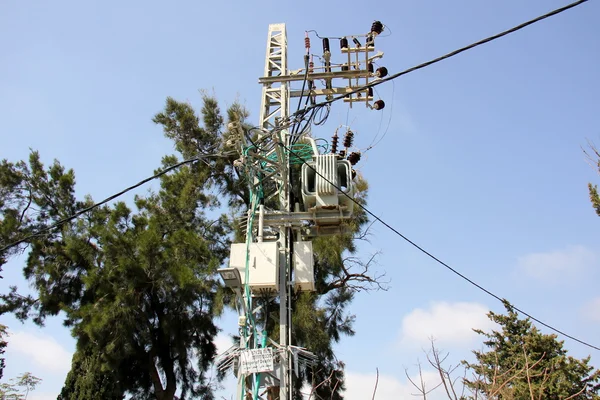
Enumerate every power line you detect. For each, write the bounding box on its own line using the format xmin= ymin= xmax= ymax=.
xmin=292 ymin=0 xmax=589 ymax=119
xmin=0 ymin=154 xmax=230 ymax=254
xmin=281 ymin=142 xmax=600 ymax=352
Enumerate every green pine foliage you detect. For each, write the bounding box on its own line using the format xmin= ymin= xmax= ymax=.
xmin=464 ymin=302 xmax=600 ymax=399
xmin=0 ymin=95 xmax=236 ymax=399
xmin=58 ymin=347 xmax=125 ymax=400
xmin=585 ymin=143 xmax=600 ymax=217
xmin=0 ymin=324 xmax=6 ymax=381
xmin=589 ymin=183 xmax=600 ymax=217
xmin=0 ymin=94 xmax=375 ymax=399
xmin=0 ymin=372 xmax=42 ymax=400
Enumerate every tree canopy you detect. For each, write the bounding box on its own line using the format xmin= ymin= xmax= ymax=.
xmin=413 ymin=303 xmax=600 ymax=400
xmin=0 ymin=94 xmax=379 ymax=399
xmin=586 ymin=143 xmax=600 ymax=217
xmin=0 ymin=95 xmax=234 ymax=400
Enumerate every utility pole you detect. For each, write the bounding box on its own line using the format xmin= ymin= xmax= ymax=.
xmin=217 ymin=21 xmax=387 ymax=400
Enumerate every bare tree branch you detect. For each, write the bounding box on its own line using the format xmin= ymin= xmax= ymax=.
xmin=372 ymin=368 xmax=379 ymax=400
xmin=563 ymin=384 xmax=588 ymax=400
xmin=583 ymin=139 xmax=600 ymax=176
xmin=325 ymin=252 xmax=389 ymax=293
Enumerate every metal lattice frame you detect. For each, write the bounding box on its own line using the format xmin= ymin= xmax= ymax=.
xmin=259 ymin=23 xmax=289 ymax=131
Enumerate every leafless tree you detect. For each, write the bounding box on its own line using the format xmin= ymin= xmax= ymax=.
xmin=402 ymin=340 xmax=553 ymax=400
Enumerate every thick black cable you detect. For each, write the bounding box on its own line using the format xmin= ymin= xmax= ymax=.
xmin=292 ymin=0 xmax=589 ymax=119
xmin=291 ymin=55 xmax=311 ymax=141
xmin=280 ymin=142 xmax=600 ymax=352
xmin=0 ymin=154 xmax=225 ymax=254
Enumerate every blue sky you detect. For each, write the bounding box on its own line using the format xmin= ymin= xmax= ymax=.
xmin=1 ymin=1 xmax=599 ymax=399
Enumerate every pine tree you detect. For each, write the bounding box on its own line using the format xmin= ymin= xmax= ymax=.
xmin=152 ymin=97 xmax=379 ymax=399
xmin=0 ymin=96 xmax=234 ymax=399
xmin=58 ymin=346 xmax=125 ymax=400
xmin=0 ymin=324 xmax=6 ymax=381
xmin=585 ymin=143 xmax=600 ymax=217
xmin=0 ymin=94 xmax=380 ymax=399
xmin=464 ymin=302 xmax=600 ymax=399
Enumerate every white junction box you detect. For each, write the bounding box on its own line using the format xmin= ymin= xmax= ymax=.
xmin=229 ymin=242 xmax=279 ymax=293
xmin=293 ymin=241 xmax=315 ymax=292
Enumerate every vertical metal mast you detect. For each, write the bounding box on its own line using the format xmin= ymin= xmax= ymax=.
xmin=216 ymin=20 xmax=388 ymax=400
xmin=259 ymin=23 xmax=289 ymax=132
xmin=260 ymin=23 xmax=292 ymax=400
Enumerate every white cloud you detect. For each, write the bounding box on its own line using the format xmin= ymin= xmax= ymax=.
xmin=28 ymin=393 xmax=59 ymax=400
xmin=214 ymin=332 xmax=235 ymax=353
xmin=517 ymin=245 xmax=596 ymax=283
xmin=398 ymin=301 xmax=493 ymax=348
xmin=342 ymin=370 xmax=447 ymax=400
xmin=581 ymin=297 xmax=600 ymax=323
xmin=8 ymin=331 xmax=72 ymax=374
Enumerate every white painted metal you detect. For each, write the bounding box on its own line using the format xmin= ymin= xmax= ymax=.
xmin=259 ymin=23 xmax=289 ymax=132
xmin=293 ymin=241 xmax=315 ymax=291
xmin=229 ymin=242 xmax=279 ymax=293
xmin=301 ymin=156 xmax=354 ymax=214
xmin=222 ymin=21 xmax=386 ymax=400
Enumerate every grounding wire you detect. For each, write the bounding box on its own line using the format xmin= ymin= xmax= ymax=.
xmin=366 ymin=79 xmax=395 ymax=151
xmin=305 ymin=30 xmax=343 ymax=40
xmin=280 ymin=141 xmax=600 ymax=352
xmin=291 ymin=55 xmax=311 ymax=141
xmin=0 ymin=152 xmax=236 ymax=255
xmin=290 ymin=0 xmax=589 ymax=122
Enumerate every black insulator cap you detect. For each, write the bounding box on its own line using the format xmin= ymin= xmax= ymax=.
xmin=376 ymin=66 xmax=388 ymax=78
xmin=368 ymin=87 xmax=374 ymax=97
xmin=339 ymin=150 xmax=346 ymax=158
xmin=341 ymin=64 xmax=349 ymax=71
xmin=373 ymin=100 xmax=385 ymax=110
xmin=366 ymin=35 xmax=374 ymax=48
xmin=368 ymin=63 xmax=374 ymax=73
xmin=340 ymin=37 xmax=348 ymax=50
xmin=371 ymin=21 xmax=384 ymax=35
xmin=351 ymin=169 xmax=357 ymax=180
xmin=347 ymin=151 xmax=361 ymax=165
xmin=352 ymin=37 xmax=361 ymax=47
xmin=322 ymin=38 xmax=330 ymax=53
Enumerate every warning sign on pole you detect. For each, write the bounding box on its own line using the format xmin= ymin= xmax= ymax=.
xmin=239 ymin=348 xmax=274 ymax=374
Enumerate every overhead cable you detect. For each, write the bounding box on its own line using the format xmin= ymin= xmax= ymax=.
xmin=0 ymin=153 xmax=231 ymax=254
xmin=281 ymin=142 xmax=600 ymax=352
xmin=292 ymin=0 xmax=589 ymax=120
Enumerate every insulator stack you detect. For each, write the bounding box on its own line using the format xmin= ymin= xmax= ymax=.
xmin=305 ymin=35 xmax=311 ymax=50
xmin=340 ymin=37 xmax=348 ymax=50
xmin=322 ymin=38 xmax=330 ymax=53
xmin=371 ymin=21 xmax=384 ymax=36
xmin=347 ymin=151 xmax=361 ymax=165
xmin=331 ymin=133 xmax=339 ymax=154
xmin=343 ymin=130 xmax=354 ymax=148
